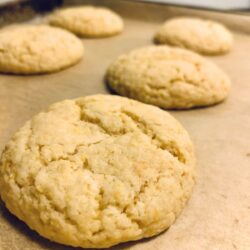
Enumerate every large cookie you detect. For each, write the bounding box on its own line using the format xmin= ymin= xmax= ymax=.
xmin=0 ymin=25 xmax=84 ymax=74
xmin=0 ymin=95 xmax=196 ymax=248
xmin=154 ymin=17 xmax=233 ymax=55
xmin=106 ymin=46 xmax=231 ymax=109
xmin=48 ymin=6 xmax=124 ymax=38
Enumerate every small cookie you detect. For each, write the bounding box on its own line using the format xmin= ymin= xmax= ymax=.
xmin=155 ymin=17 xmax=233 ymax=55
xmin=0 ymin=25 xmax=84 ymax=74
xmin=0 ymin=94 xmax=196 ymax=248
xmin=106 ymin=46 xmax=231 ymax=109
xmin=48 ymin=6 xmax=124 ymax=38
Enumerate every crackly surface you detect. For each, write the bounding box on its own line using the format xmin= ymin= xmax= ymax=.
xmin=48 ymin=6 xmax=124 ymax=38
xmin=0 ymin=95 xmax=195 ymax=248
xmin=154 ymin=17 xmax=233 ymax=55
xmin=106 ymin=46 xmax=231 ymax=109
xmin=0 ymin=25 xmax=84 ymax=74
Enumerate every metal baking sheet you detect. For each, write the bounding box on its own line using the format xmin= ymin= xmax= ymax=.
xmin=0 ymin=0 xmax=250 ymax=249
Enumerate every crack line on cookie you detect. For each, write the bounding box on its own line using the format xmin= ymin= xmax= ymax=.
xmin=121 ymin=110 xmax=186 ymax=164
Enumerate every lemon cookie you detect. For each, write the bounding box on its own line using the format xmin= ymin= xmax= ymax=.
xmin=0 ymin=25 xmax=84 ymax=74
xmin=155 ymin=17 xmax=233 ymax=55
xmin=106 ymin=46 xmax=231 ymax=109
xmin=48 ymin=6 xmax=124 ymax=38
xmin=0 ymin=95 xmax=196 ymax=248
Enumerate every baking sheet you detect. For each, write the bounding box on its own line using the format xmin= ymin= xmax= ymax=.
xmin=0 ymin=0 xmax=250 ymax=249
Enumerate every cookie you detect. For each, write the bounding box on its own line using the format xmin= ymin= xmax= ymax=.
xmin=0 ymin=25 xmax=84 ymax=74
xmin=154 ymin=17 xmax=233 ymax=55
xmin=106 ymin=46 xmax=231 ymax=109
xmin=0 ymin=95 xmax=196 ymax=248
xmin=48 ymin=6 xmax=124 ymax=38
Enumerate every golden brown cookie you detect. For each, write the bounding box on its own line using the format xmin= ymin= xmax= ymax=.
xmin=0 ymin=95 xmax=196 ymax=248
xmin=48 ymin=6 xmax=124 ymax=38
xmin=0 ymin=25 xmax=84 ymax=74
xmin=155 ymin=17 xmax=233 ymax=55
xmin=106 ymin=46 xmax=231 ymax=109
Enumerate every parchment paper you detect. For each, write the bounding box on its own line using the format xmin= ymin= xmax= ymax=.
xmin=0 ymin=0 xmax=250 ymax=249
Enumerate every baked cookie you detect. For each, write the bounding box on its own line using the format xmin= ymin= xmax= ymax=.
xmin=154 ymin=17 xmax=233 ymax=55
xmin=0 ymin=95 xmax=196 ymax=248
xmin=48 ymin=6 xmax=124 ymax=38
xmin=106 ymin=46 xmax=231 ymax=109
xmin=0 ymin=25 xmax=84 ymax=74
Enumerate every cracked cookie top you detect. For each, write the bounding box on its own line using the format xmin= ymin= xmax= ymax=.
xmin=0 ymin=94 xmax=196 ymax=248
xmin=48 ymin=6 xmax=124 ymax=38
xmin=0 ymin=25 xmax=84 ymax=74
xmin=106 ymin=46 xmax=231 ymax=109
xmin=154 ymin=17 xmax=233 ymax=55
